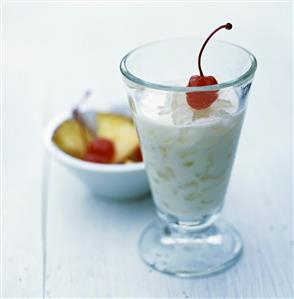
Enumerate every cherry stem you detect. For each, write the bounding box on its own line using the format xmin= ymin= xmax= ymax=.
xmin=72 ymin=90 xmax=97 ymax=139
xmin=198 ymin=23 xmax=232 ymax=76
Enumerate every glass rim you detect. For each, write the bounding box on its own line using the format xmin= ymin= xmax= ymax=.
xmin=120 ymin=37 xmax=257 ymax=92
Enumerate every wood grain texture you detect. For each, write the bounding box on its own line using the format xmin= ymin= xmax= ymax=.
xmin=3 ymin=2 xmax=293 ymax=298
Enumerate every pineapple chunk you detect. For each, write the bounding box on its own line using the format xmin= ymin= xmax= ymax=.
xmin=53 ymin=119 xmax=92 ymax=159
xmin=97 ymin=113 xmax=139 ymax=163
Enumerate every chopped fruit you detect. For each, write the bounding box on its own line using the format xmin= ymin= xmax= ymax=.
xmin=96 ymin=113 xmax=140 ymax=163
xmin=53 ymin=91 xmax=142 ymax=164
xmin=187 ymin=23 xmax=232 ymax=110
xmin=85 ymin=137 xmax=115 ymax=164
xmin=53 ymin=113 xmax=141 ymax=164
xmin=53 ymin=119 xmax=92 ymax=159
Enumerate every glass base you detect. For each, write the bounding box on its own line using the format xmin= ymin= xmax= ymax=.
xmin=139 ymin=218 xmax=243 ymax=278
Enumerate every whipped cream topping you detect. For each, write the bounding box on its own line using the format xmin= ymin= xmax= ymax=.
xmin=139 ymin=89 xmax=239 ymax=126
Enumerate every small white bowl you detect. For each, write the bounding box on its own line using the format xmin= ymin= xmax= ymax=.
xmin=43 ymin=112 xmax=150 ymax=201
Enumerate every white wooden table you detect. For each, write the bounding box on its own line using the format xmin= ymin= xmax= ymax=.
xmin=3 ymin=2 xmax=293 ymax=298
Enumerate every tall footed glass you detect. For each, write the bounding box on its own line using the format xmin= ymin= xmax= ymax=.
xmin=120 ymin=38 xmax=257 ymax=277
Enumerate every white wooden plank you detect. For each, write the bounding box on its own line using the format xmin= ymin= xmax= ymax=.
xmin=2 ymin=60 xmax=44 ymax=298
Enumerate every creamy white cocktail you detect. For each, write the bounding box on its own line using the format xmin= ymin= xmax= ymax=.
xmin=121 ymin=28 xmax=256 ymax=276
xmin=135 ymin=89 xmax=244 ymax=221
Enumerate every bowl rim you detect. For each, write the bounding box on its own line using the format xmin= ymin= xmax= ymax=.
xmin=42 ymin=111 xmax=145 ymax=173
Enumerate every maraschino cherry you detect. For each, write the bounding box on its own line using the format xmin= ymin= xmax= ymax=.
xmin=187 ymin=23 xmax=232 ymax=110
xmin=73 ymin=91 xmax=115 ymax=164
xmin=132 ymin=146 xmax=143 ymax=162
xmin=84 ymin=138 xmax=115 ymax=163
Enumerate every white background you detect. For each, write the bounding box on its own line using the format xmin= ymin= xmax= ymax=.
xmin=3 ymin=2 xmax=293 ymax=298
